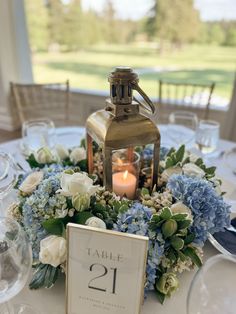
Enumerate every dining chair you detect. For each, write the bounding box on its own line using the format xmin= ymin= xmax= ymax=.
xmin=158 ymin=80 xmax=215 ymax=120
xmin=11 ymin=80 xmax=70 ymax=126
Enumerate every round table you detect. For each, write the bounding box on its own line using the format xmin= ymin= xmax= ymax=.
xmin=0 ymin=126 xmax=236 ymax=314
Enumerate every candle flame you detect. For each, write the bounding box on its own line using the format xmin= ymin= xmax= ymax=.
xmin=123 ymin=170 xmax=128 ymax=180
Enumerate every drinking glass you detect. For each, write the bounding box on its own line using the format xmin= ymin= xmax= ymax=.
xmin=168 ymin=111 xmax=198 ymax=148
xmin=187 ymin=254 xmax=236 ymax=314
xmin=21 ymin=118 xmax=56 ymax=155
xmin=0 ymin=217 xmax=37 ymax=314
xmin=0 ymin=153 xmax=18 ymax=214
xmin=195 ymin=120 xmax=220 ymax=156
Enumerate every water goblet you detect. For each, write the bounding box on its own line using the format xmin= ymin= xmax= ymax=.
xmin=195 ymin=120 xmax=220 ymax=156
xmin=187 ymin=254 xmax=236 ymax=314
xmin=0 ymin=217 xmax=38 ymax=314
xmin=168 ymin=111 xmax=198 ymax=148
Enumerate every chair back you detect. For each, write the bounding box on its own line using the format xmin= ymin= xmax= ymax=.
xmin=11 ymin=81 xmax=70 ymax=126
xmin=158 ymin=80 xmax=215 ymax=120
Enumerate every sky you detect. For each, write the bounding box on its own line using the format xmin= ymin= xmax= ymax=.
xmin=81 ymin=0 xmax=236 ymax=21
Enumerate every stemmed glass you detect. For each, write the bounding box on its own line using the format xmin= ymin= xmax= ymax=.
xmin=0 ymin=152 xmax=18 ymax=214
xmin=168 ymin=111 xmax=198 ymax=148
xmin=187 ymin=254 xmax=236 ymax=314
xmin=195 ymin=120 xmax=220 ymax=157
xmin=0 ymin=217 xmax=37 ymax=314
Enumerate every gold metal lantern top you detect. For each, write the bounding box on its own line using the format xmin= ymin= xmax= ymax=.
xmin=86 ymin=66 xmax=160 ymax=193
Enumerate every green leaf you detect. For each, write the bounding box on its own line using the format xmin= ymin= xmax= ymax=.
xmin=42 ymin=219 xmax=65 ymax=236
xmin=80 ymin=138 xmax=86 ymax=149
xmin=155 ymin=289 xmax=166 ymax=304
xmin=182 ymin=157 xmax=190 ymax=165
xmin=78 ymin=159 xmax=88 ymax=172
xmin=74 ymin=211 xmax=93 ymax=224
xmin=167 ymin=147 xmax=175 ymax=157
xmin=160 ymin=207 xmax=172 ymax=220
xmin=26 ymin=154 xmax=43 ymax=169
xmin=175 ymin=145 xmax=185 ymax=163
xmin=170 ymin=236 xmax=184 ymax=250
xmin=177 ymin=251 xmax=187 ymax=262
xmin=177 ymin=219 xmax=192 ymax=230
xmin=165 ymin=157 xmax=175 ymax=168
xmin=167 ymin=248 xmax=177 ymax=262
xmin=29 ymin=263 xmax=59 ymax=289
xmin=184 ymin=233 xmax=195 ymax=245
xmin=172 ymin=213 xmax=188 ymax=221
xmin=205 ymin=166 xmax=216 ymax=175
xmin=195 ymin=158 xmax=204 ymax=167
xmin=184 ymin=247 xmax=202 ymax=268
xmin=141 ymin=187 xmax=150 ymax=197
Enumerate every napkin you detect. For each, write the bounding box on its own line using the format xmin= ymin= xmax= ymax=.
xmin=213 ymin=218 xmax=236 ymax=255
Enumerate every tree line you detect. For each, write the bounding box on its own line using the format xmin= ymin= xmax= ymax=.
xmin=25 ymin=0 xmax=236 ymax=52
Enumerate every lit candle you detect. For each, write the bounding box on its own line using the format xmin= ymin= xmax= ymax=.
xmin=112 ymin=170 xmax=137 ymax=199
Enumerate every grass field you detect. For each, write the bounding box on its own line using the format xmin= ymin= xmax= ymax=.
xmin=32 ymin=44 xmax=236 ymax=104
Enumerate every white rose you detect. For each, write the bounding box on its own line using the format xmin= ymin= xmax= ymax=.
xmin=55 ymin=144 xmax=69 ymax=160
xmin=182 ymin=163 xmax=205 ymax=178
xmin=161 ymin=166 xmax=182 ymax=182
xmin=39 ymin=235 xmax=66 ymax=268
xmin=19 ymin=171 xmax=43 ymax=194
xmin=57 ymin=172 xmax=98 ymax=197
xmin=34 ymin=147 xmax=54 ymax=164
xmin=70 ymin=147 xmax=86 ymax=165
xmin=171 ymin=202 xmax=192 ymax=219
xmin=85 ymin=217 xmax=106 ymax=229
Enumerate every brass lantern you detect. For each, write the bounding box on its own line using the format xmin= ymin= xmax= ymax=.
xmin=86 ymin=66 xmax=160 ymax=193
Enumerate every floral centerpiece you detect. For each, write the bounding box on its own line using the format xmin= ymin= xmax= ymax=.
xmin=8 ymin=143 xmax=230 ymax=304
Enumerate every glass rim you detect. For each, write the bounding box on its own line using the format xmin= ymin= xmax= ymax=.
xmin=170 ymin=110 xmax=198 ymax=117
xmin=199 ymin=119 xmax=220 ymax=127
xmin=112 ymin=149 xmax=140 ymax=166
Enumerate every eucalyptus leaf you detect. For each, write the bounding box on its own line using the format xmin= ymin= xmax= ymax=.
xmin=172 ymin=213 xmax=188 ymax=221
xmin=184 ymin=233 xmax=195 ymax=245
xmin=160 ymin=207 xmax=172 ymax=220
xmin=29 ymin=263 xmax=59 ymax=290
xmin=170 ymin=236 xmax=184 ymax=250
xmin=165 ymin=157 xmax=175 ymax=168
xmin=155 ymin=290 xmax=166 ymax=304
xmin=177 ymin=219 xmax=192 ymax=230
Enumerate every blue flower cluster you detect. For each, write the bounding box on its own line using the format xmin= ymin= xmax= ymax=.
xmin=20 ymin=165 xmax=68 ymax=260
xmin=113 ymin=203 xmax=164 ymax=291
xmin=141 ymin=145 xmax=169 ymax=163
xmin=167 ymin=174 xmax=231 ymax=246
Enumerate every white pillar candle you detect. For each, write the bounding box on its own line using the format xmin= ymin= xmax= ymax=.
xmin=112 ymin=170 xmax=137 ymax=200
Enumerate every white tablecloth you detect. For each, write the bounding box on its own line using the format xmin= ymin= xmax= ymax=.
xmin=0 ymin=126 xmax=236 ymax=314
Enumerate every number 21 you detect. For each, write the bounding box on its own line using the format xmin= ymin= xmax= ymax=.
xmin=88 ymin=263 xmax=117 ymax=294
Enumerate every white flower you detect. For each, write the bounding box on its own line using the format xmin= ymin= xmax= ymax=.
xmin=55 ymin=144 xmax=69 ymax=160
xmin=70 ymin=147 xmax=86 ymax=165
xmin=182 ymin=163 xmax=205 ymax=178
xmin=19 ymin=171 xmax=43 ymax=194
xmin=57 ymin=172 xmax=98 ymax=197
xmin=85 ymin=217 xmax=106 ymax=229
xmin=34 ymin=147 xmax=54 ymax=164
xmin=39 ymin=235 xmax=67 ymax=268
xmin=171 ymin=202 xmax=192 ymax=219
xmin=210 ymin=177 xmax=222 ymax=195
xmin=161 ymin=166 xmax=182 ymax=182
xmin=72 ymin=194 xmax=90 ymax=211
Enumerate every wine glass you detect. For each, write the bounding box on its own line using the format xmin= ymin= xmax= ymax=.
xmin=21 ymin=118 xmax=56 ymax=155
xmin=0 ymin=217 xmax=38 ymax=313
xmin=187 ymin=254 xmax=236 ymax=314
xmin=0 ymin=152 xmax=18 ymax=214
xmin=195 ymin=120 xmax=220 ymax=156
xmin=168 ymin=111 xmax=198 ymax=148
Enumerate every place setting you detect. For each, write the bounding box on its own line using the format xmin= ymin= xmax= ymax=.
xmin=0 ymin=67 xmax=236 ymax=314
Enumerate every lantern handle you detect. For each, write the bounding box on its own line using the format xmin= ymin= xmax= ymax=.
xmin=130 ymin=82 xmax=156 ymax=115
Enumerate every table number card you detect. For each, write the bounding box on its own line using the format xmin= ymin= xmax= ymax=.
xmin=66 ymin=223 xmax=148 ymax=314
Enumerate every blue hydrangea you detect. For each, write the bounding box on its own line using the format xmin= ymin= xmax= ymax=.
xmin=167 ymin=174 xmax=231 ymax=246
xmin=113 ymin=203 xmax=164 ymax=291
xmin=141 ymin=145 xmax=169 ymax=162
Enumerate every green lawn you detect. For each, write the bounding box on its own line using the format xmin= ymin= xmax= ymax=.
xmin=32 ymin=43 xmax=236 ymax=103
